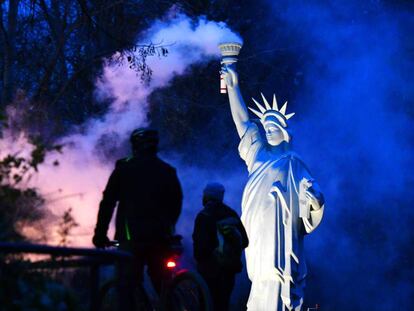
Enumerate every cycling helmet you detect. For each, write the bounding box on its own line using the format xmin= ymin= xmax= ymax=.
xmin=130 ymin=128 xmax=159 ymax=152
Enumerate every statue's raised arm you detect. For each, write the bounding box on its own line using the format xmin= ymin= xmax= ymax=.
xmin=221 ymin=64 xmax=250 ymax=137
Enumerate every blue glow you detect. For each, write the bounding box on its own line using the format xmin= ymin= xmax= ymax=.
xmin=265 ymin=1 xmax=414 ymax=309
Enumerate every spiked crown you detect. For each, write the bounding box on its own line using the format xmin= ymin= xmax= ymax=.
xmin=249 ymin=93 xmax=295 ymax=128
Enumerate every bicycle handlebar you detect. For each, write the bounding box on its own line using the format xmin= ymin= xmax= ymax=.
xmin=105 ymin=241 xmax=120 ymax=248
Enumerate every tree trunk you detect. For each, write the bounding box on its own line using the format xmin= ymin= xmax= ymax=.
xmin=36 ymin=0 xmax=69 ymax=101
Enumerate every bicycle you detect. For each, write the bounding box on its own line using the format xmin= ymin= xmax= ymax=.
xmin=97 ymin=235 xmax=212 ymax=311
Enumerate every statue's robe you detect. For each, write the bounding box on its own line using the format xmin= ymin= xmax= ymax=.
xmin=239 ymin=123 xmax=324 ymax=311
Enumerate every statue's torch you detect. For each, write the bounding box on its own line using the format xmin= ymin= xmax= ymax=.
xmin=218 ymin=42 xmax=242 ymax=94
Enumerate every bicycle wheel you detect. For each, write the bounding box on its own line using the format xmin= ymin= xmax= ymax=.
xmin=97 ymin=279 xmax=153 ymax=311
xmin=97 ymin=280 xmax=116 ymax=311
xmin=163 ymin=270 xmax=213 ymax=311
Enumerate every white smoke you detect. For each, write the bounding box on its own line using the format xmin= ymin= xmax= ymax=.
xmin=19 ymin=13 xmax=243 ymax=246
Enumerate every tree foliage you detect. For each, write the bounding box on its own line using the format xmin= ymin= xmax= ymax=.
xmin=0 ymin=0 xmax=174 ymax=136
xmin=0 ymin=137 xmax=62 ymax=242
xmin=57 ymin=207 xmax=78 ymax=246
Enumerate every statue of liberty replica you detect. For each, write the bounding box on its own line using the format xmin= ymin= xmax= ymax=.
xmin=220 ymin=43 xmax=325 ymax=310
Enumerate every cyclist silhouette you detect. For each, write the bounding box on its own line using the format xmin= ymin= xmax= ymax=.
xmin=93 ymin=127 xmax=183 ymax=309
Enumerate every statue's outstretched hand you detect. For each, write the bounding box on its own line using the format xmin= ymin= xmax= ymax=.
xmin=221 ymin=64 xmax=239 ymax=89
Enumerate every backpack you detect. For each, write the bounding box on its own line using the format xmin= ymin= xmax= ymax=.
xmin=212 ymin=216 xmax=244 ymax=272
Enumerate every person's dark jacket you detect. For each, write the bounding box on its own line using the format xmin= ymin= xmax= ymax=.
xmin=192 ymin=201 xmax=248 ymax=275
xmin=94 ymin=154 xmax=182 ymax=244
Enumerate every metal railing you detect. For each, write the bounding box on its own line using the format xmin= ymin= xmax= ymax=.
xmin=0 ymin=242 xmax=133 ymax=311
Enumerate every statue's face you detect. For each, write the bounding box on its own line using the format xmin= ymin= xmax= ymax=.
xmin=264 ymin=122 xmax=285 ymax=146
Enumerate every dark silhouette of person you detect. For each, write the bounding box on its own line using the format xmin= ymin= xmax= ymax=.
xmin=192 ymin=183 xmax=249 ymax=311
xmin=92 ymin=127 xmax=183 ymax=308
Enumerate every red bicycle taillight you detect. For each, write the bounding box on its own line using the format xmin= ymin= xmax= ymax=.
xmin=166 ymin=260 xmax=176 ymax=269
